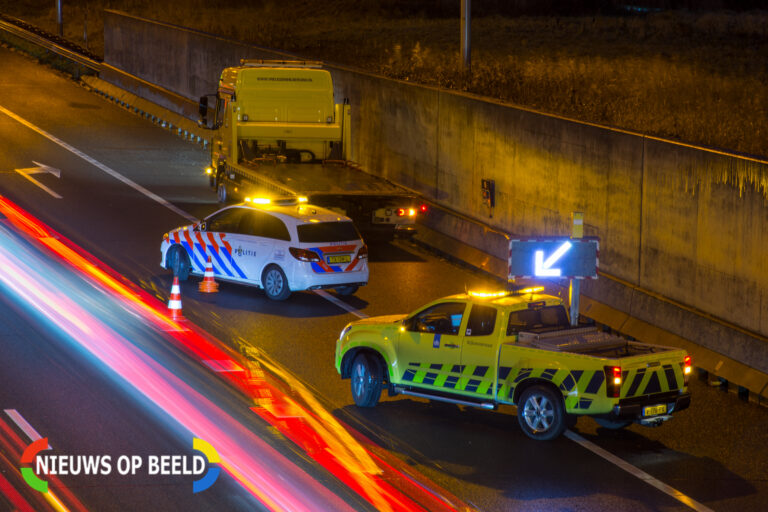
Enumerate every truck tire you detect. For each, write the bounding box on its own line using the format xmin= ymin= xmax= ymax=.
xmin=595 ymin=418 xmax=633 ymax=430
xmin=166 ymin=245 xmax=190 ymax=281
xmin=217 ymin=182 xmax=228 ymax=204
xmin=517 ymin=385 xmax=566 ymax=441
xmin=350 ymin=353 xmax=383 ymax=407
xmin=261 ymin=265 xmax=291 ymax=300
xmin=335 ymin=285 xmax=359 ymax=296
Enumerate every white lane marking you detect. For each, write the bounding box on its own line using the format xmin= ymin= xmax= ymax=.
xmin=313 ymin=289 xmax=368 ymax=319
xmin=564 ymin=430 xmax=714 ymax=512
xmin=0 ymin=105 xmax=197 ymax=223
xmin=4 ymin=409 xmax=52 ymax=448
xmin=14 ymin=169 xmax=63 ymax=198
xmin=14 ymin=161 xmax=63 ymax=199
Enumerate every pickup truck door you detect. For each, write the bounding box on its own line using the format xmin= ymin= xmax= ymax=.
xmin=458 ymin=304 xmax=501 ymax=398
xmin=396 ymin=302 xmax=466 ymax=391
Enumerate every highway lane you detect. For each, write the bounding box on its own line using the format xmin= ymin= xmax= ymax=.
xmin=0 ymin=221 xmax=374 ymax=511
xmin=1 ymin=44 xmax=768 ymax=511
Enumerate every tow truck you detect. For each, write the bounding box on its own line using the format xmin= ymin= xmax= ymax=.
xmin=198 ymin=60 xmax=424 ymax=240
xmin=335 ymin=287 xmax=692 ymax=440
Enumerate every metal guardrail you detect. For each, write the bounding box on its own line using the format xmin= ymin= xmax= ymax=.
xmin=0 ymin=14 xmax=101 ymax=72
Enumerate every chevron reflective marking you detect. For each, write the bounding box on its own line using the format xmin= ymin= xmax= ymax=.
xmin=402 ymin=369 xmax=417 ymax=382
xmin=473 ymin=366 xmax=489 ymax=377
xmin=578 ymin=398 xmax=593 ymax=409
xmin=541 ymin=368 xmax=558 ymax=380
xmin=663 ymin=364 xmax=679 ymax=390
xmin=584 ymin=371 xmax=605 ymax=394
xmin=644 ymin=372 xmax=662 ymax=394
xmin=571 ymin=369 xmax=584 ymax=383
xmin=514 ymin=368 xmax=533 ymax=383
xmin=560 ymin=373 xmax=576 ymax=392
xmin=499 ymin=367 xmax=512 ymax=380
xmin=422 ymin=372 xmax=439 ymax=385
xmin=627 ymin=369 xmax=646 ymax=397
xmin=464 ymin=379 xmax=482 ymax=393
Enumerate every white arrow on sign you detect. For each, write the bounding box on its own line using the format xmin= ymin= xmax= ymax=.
xmin=14 ymin=161 xmax=62 ymax=198
xmin=534 ymin=241 xmax=573 ymax=277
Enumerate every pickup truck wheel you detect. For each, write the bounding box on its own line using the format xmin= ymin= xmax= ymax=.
xmin=517 ymin=385 xmax=566 ymax=441
xmin=166 ymin=246 xmax=190 ymax=281
xmin=350 ymin=353 xmax=383 ymax=407
xmin=262 ymin=265 xmax=291 ymax=301
xmin=595 ymin=418 xmax=633 ymax=430
xmin=335 ymin=285 xmax=359 ymax=296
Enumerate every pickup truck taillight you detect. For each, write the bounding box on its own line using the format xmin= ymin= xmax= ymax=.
xmin=604 ymin=366 xmax=622 ymax=398
xmin=356 ymin=244 xmax=368 ymax=259
xmin=682 ymin=355 xmax=692 ymax=384
xmin=289 ymin=247 xmax=321 ymax=262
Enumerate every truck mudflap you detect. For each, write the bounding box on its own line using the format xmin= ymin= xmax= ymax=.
xmin=607 ymin=390 xmax=691 ymax=423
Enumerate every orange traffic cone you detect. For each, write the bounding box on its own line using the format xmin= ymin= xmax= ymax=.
xmin=198 ymin=256 xmax=219 ymax=293
xmin=168 ymin=276 xmax=184 ymax=320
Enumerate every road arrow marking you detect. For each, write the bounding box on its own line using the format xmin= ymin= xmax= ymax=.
xmin=534 ymin=241 xmax=572 ymax=277
xmin=14 ymin=161 xmax=62 ymax=198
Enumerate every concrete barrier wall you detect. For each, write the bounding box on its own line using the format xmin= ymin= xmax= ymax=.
xmin=102 ymin=11 xmax=768 ymax=357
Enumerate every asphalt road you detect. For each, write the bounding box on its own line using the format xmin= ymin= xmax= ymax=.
xmin=1 ymin=44 xmax=767 ymax=511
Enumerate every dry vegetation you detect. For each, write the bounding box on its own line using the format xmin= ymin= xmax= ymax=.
xmin=3 ymin=0 xmax=768 ymax=157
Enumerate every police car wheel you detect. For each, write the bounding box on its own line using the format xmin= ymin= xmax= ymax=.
xmin=350 ymin=353 xmax=383 ymax=407
xmin=262 ymin=265 xmax=291 ymax=300
xmin=517 ymin=385 xmax=566 ymax=441
xmin=335 ymin=285 xmax=359 ymax=296
xmin=595 ymin=418 xmax=633 ymax=430
xmin=166 ymin=246 xmax=190 ymax=281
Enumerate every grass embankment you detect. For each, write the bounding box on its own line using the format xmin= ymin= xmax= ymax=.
xmin=3 ymin=0 xmax=768 ymax=158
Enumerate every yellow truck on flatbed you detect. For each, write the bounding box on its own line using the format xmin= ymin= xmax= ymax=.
xmin=335 ymin=288 xmax=692 ymax=440
xmin=198 ymin=60 xmax=422 ymax=240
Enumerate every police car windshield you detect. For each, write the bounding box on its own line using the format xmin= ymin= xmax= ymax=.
xmin=296 ymin=221 xmax=360 ymax=243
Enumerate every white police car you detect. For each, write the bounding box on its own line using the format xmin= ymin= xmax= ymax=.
xmin=161 ymin=199 xmax=368 ymax=300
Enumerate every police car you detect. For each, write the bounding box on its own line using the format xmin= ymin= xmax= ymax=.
xmin=161 ymin=198 xmax=368 ymax=300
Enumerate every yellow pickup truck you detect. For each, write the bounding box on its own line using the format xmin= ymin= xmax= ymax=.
xmin=335 ymin=287 xmax=692 ymax=440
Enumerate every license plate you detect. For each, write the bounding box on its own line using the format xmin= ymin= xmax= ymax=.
xmin=643 ymin=404 xmax=667 ymax=416
xmin=327 ymin=254 xmax=351 ymax=264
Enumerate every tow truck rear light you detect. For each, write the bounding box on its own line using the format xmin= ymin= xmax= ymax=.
xmin=356 ymin=244 xmax=368 ymax=259
xmin=420 ymin=204 xmax=428 ymax=213
xmin=396 ymin=208 xmax=406 ymax=217
xmin=682 ymin=355 xmax=692 ymax=384
xmin=604 ymin=365 xmax=622 ymax=398
xmin=289 ymin=247 xmax=321 ymax=262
